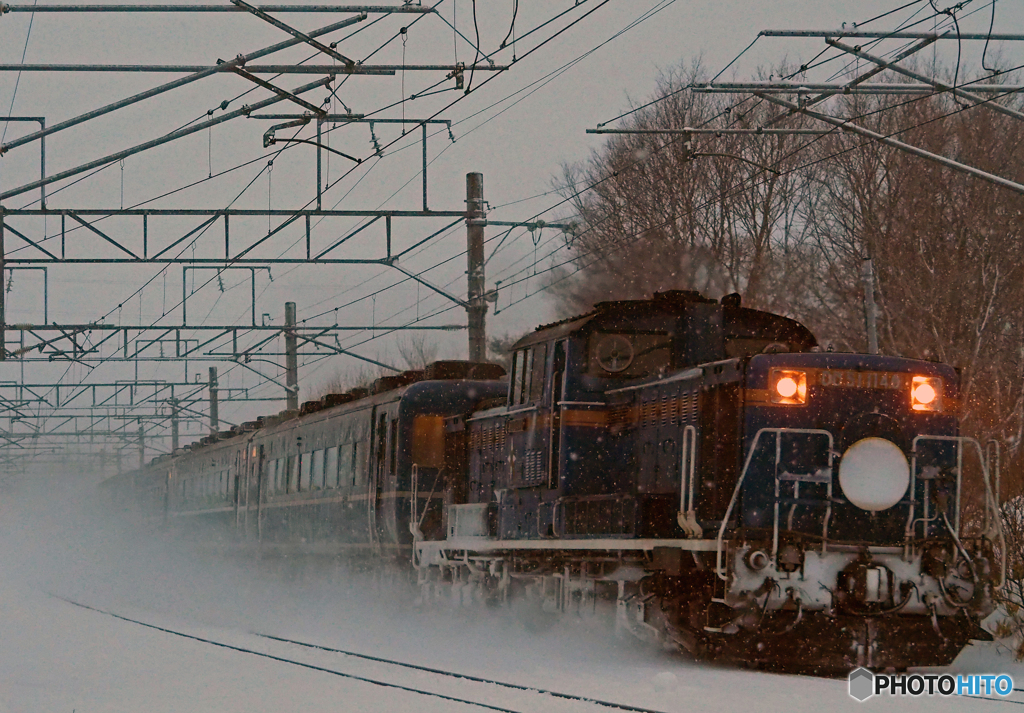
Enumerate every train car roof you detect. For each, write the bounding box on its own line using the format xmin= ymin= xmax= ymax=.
xmin=512 ymin=290 xmax=815 ymax=350
xmin=136 ymin=368 xmax=507 ymax=470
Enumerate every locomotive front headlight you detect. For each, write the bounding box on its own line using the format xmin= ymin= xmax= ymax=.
xmin=911 ymin=375 xmax=943 ymax=412
xmin=770 ymin=369 xmax=807 ymax=405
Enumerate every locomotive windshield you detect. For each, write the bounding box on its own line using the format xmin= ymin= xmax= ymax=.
xmin=587 ymin=331 xmax=671 ymax=379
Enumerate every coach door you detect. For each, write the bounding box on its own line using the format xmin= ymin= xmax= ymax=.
xmin=243 ymin=443 xmax=263 ymax=539
xmin=369 ymin=411 xmax=386 ymax=546
xmin=234 ymin=449 xmax=246 ymax=530
xmin=254 ymin=444 xmax=265 ymax=540
xmin=547 ymin=340 xmax=567 ymax=490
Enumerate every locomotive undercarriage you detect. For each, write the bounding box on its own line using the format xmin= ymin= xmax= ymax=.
xmin=413 ymin=534 xmax=994 ymax=672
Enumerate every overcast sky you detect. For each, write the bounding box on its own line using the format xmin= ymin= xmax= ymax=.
xmin=0 ymin=0 xmax=1020 ymax=457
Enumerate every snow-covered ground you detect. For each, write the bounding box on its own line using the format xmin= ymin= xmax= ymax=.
xmin=2 ymin=474 xmax=1022 ymax=713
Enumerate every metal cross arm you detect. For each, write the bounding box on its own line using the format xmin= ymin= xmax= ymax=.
xmin=6 ymin=327 xmax=90 ymax=358
xmin=0 ymin=76 xmax=333 ymax=201
xmin=388 ymin=262 xmax=469 ymax=309
xmin=691 ymin=83 xmax=1024 ymax=95
xmin=0 ymin=5 xmax=434 ymax=13
xmin=588 ymin=127 xmax=833 ymax=134
xmin=230 ymin=67 xmax=328 ymax=116
xmin=290 ymin=331 xmax=400 ymax=372
xmin=825 ymin=39 xmax=1024 ymax=123
xmin=760 ymin=30 xmax=1024 ymax=41
xmin=0 ymin=64 xmax=494 ymax=74
xmin=754 ymin=92 xmax=1024 ymax=196
xmin=230 ymin=0 xmax=356 ymax=67
xmin=758 ymin=38 xmax=937 ymax=126
xmin=0 ymin=13 xmax=365 ymax=156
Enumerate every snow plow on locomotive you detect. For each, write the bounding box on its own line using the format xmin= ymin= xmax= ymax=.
xmin=104 ymin=290 xmax=1004 ymax=672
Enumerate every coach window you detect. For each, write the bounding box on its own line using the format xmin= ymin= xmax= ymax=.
xmin=287 ymin=456 xmax=298 ymax=493
xmin=325 ymin=446 xmax=339 ymax=489
xmin=300 ymin=453 xmax=312 ymax=491
xmin=338 ymin=444 xmax=352 ymax=487
xmin=352 ymin=442 xmax=362 ymax=486
xmin=311 ymin=450 xmax=325 ymax=490
xmin=389 ymin=419 xmax=399 ymax=475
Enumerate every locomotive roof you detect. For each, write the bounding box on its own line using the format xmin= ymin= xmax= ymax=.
xmin=511 ymin=290 xmax=815 ymax=350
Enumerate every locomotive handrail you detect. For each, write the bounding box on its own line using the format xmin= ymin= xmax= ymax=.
xmin=677 ymin=425 xmax=700 ymax=538
xmin=715 ymin=427 xmax=834 ymax=582
xmin=770 ymin=430 xmax=834 ymax=562
xmin=410 ymin=464 xmax=423 ymax=542
xmin=986 ymin=439 xmax=1001 ymax=536
xmin=907 ymin=435 xmax=963 ymax=538
xmin=909 ymin=434 xmax=1006 ymax=589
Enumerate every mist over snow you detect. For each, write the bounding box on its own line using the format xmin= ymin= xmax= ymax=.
xmin=0 ymin=471 xmax=1019 ymax=712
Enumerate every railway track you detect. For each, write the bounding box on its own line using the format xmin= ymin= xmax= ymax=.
xmin=254 ymin=630 xmax=675 ymax=713
xmin=51 ymin=594 xmax=673 ymax=713
xmin=49 ymin=593 xmax=1024 ymax=710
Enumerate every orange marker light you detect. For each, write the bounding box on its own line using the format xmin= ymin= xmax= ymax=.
xmin=912 ymin=382 xmax=936 ymax=405
xmin=911 ymin=375 xmax=942 ymax=412
xmin=770 ymin=369 xmax=807 ymax=405
xmin=776 ymin=377 xmax=798 ymax=398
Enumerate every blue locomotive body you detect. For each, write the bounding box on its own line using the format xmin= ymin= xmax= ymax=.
xmin=420 ymin=291 xmax=1001 ymax=670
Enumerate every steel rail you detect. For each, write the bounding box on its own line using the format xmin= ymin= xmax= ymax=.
xmin=257 ymin=632 xmax=675 ymax=713
xmin=53 ymin=596 xmax=532 ymax=713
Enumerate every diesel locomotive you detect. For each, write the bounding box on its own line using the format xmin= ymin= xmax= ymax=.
xmin=104 ymin=290 xmax=1004 ymax=672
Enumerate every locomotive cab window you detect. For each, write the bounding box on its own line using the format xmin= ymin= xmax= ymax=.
xmin=588 ymin=331 xmax=671 ymax=379
xmin=510 ymin=345 xmax=546 ymax=406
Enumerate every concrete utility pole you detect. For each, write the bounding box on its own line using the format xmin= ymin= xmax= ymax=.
xmin=169 ymin=397 xmax=179 ymax=451
xmin=138 ymin=421 xmax=145 ymax=469
xmin=466 ymin=172 xmax=487 ymax=362
xmin=0 ymin=217 xmax=5 ymax=362
xmin=208 ymin=366 xmax=219 ymax=435
xmin=284 ymin=301 xmax=299 ymax=410
xmin=862 ymin=257 xmax=879 ymax=355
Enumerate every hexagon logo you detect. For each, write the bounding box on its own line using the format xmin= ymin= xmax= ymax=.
xmin=849 ymin=667 xmax=875 ymax=702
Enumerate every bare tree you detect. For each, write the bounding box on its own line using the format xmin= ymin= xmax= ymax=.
xmin=554 ymin=63 xmax=1024 ymax=646
xmin=396 ymin=334 xmax=439 ymax=371
xmin=553 ymin=61 xmax=822 ymax=319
